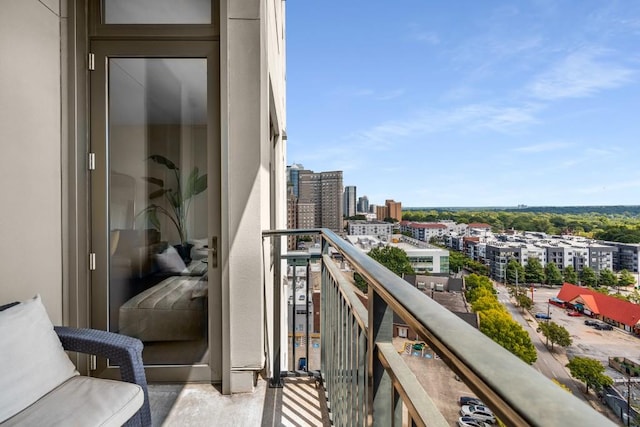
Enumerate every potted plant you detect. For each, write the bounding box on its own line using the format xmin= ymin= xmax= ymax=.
xmin=139 ymin=154 xmax=207 ymax=262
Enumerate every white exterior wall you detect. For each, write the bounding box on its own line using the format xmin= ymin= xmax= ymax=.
xmin=0 ymin=0 xmax=63 ymax=323
xmin=221 ymin=0 xmax=286 ymax=393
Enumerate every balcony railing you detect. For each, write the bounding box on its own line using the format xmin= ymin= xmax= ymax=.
xmin=263 ymin=229 xmax=616 ymax=426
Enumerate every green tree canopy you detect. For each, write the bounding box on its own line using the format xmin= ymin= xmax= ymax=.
xmin=506 ymin=259 xmax=525 ymax=285
xmin=580 ymin=266 xmax=598 ymax=288
xmin=545 ymin=263 xmax=564 ymax=287
xmin=618 ymin=269 xmax=637 ymax=287
xmin=478 ymin=310 xmax=537 ymax=364
xmin=566 ymin=357 xmax=613 ymax=393
xmin=524 ymin=258 xmax=545 ymax=284
xmin=516 ymin=294 xmax=533 ymax=311
xmin=472 ymin=295 xmax=504 ymax=312
xmin=538 ymin=321 xmax=572 ymax=350
xmin=353 ymin=246 xmax=415 ymax=292
xmin=367 ymin=246 xmax=415 ymax=277
xmin=598 ymin=269 xmax=617 ymax=288
xmin=563 ymin=265 xmax=578 ymax=285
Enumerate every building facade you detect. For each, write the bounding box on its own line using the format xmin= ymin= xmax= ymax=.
xmin=357 ymin=195 xmax=369 ymax=214
xmin=343 ymin=186 xmax=357 ymax=218
xmin=298 ymin=170 xmax=343 ymax=232
xmin=0 ymin=0 xmax=287 ymax=394
xmin=385 ymin=199 xmax=402 ymax=222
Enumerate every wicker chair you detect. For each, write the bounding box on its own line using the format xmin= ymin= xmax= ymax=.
xmin=0 ymin=301 xmax=151 ymax=426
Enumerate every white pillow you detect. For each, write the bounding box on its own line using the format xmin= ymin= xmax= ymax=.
xmin=156 ymin=245 xmax=189 ymax=273
xmin=0 ymin=295 xmax=79 ymax=422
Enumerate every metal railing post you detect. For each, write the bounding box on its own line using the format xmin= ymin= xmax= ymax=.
xmin=269 ymin=235 xmax=283 ymax=388
xmin=369 ymin=289 xmax=393 ymax=426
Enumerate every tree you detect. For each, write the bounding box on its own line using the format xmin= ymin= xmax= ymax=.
xmin=580 ymin=267 xmax=598 ymax=288
xmin=478 ymin=310 xmax=537 ymax=364
xmin=506 ymin=259 xmax=525 ymax=286
xmin=563 ymin=266 xmax=578 ymax=285
xmin=367 ymin=246 xmax=415 ymax=277
xmin=566 ymin=357 xmax=613 ymax=393
xmin=465 ymin=274 xmax=496 ymax=303
xmin=538 ymin=321 xmax=572 ymax=350
xmin=524 ymin=258 xmax=545 ymax=284
xmin=598 ymin=269 xmax=617 ymax=288
xmin=515 ymin=294 xmax=533 ymax=311
xmin=472 ymin=295 xmax=504 ymax=312
xmin=353 ymin=246 xmax=415 ymax=292
xmin=545 ymin=263 xmax=564 ymax=287
xmin=618 ymin=269 xmax=637 ymax=288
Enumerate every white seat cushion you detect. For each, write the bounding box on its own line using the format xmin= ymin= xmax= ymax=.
xmin=0 ymin=295 xmax=78 ymax=422
xmin=1 ymin=376 xmax=143 ymax=427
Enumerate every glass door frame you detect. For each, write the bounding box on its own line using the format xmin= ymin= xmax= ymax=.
xmin=89 ymin=40 xmax=220 ymax=383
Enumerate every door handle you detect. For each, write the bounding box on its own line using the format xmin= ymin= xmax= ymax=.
xmin=208 ymin=236 xmax=218 ymax=268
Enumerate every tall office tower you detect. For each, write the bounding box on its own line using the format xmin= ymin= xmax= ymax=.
xmin=343 ymin=186 xmax=357 ymax=218
xmin=286 ymin=163 xmax=304 ymax=197
xmin=298 ymin=170 xmax=343 ymax=232
xmin=385 ymin=199 xmax=402 ymax=222
xmin=357 ymin=195 xmax=369 ymax=214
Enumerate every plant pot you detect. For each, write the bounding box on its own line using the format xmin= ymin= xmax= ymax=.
xmin=174 ymin=243 xmax=194 ymax=265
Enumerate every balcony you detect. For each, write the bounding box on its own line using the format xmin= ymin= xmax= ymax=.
xmin=150 ymin=228 xmax=615 ymax=426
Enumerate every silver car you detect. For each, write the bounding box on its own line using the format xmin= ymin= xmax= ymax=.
xmin=459 ymin=405 xmax=496 ymax=424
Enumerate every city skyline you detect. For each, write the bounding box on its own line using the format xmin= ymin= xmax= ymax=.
xmin=286 ymin=1 xmax=640 ymax=208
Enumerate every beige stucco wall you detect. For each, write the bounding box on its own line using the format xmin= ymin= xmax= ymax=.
xmin=221 ymin=0 xmax=287 ymax=392
xmin=0 ymin=0 xmax=63 ymax=323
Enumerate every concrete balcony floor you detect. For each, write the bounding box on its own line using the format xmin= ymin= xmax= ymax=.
xmin=149 ymin=376 xmax=330 ymax=426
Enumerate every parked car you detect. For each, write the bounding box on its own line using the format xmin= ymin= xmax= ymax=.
xmin=535 ymin=312 xmax=551 ymax=319
xmin=459 ymin=396 xmax=484 ymax=406
xmin=460 ymin=405 xmax=495 ymax=424
xmin=584 ymin=319 xmax=598 ymax=326
xmin=566 ymin=311 xmax=581 ymax=317
xmin=457 ymin=416 xmax=490 ymax=427
xmin=594 ymin=323 xmax=613 ymax=330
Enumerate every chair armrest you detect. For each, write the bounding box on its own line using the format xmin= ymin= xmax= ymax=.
xmin=54 ymin=327 xmax=151 ymax=427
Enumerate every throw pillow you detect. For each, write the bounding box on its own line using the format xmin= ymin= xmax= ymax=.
xmin=0 ymin=295 xmax=79 ymax=422
xmin=155 ymin=245 xmax=189 ymax=274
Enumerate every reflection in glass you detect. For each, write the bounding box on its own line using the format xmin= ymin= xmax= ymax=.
xmin=104 ymin=0 xmax=211 ymax=24
xmin=108 ymin=58 xmax=208 ymax=365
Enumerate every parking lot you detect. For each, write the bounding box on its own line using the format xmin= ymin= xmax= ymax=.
xmin=528 ymin=286 xmax=640 ymax=365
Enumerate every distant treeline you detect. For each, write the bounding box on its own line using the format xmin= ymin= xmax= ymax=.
xmin=402 ymin=207 xmax=640 ymax=244
xmin=405 ymin=205 xmax=640 ymax=216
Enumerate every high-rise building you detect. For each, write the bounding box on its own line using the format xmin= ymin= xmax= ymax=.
xmin=385 ymin=199 xmax=402 ymax=222
xmin=298 ymin=170 xmax=343 ymax=232
xmin=343 ymin=186 xmax=357 ymax=218
xmin=357 ymin=196 xmax=369 ymax=214
xmin=286 ymin=163 xmax=304 ymax=197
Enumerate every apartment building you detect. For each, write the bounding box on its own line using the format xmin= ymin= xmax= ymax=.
xmin=385 ymin=199 xmax=403 ymax=222
xmin=343 ymin=186 xmax=357 ymax=218
xmin=347 ymin=220 xmax=393 ymax=240
xmin=298 ymin=170 xmax=343 ymax=232
xmin=400 ymin=221 xmax=448 ymax=242
xmin=1 ymin=0 xmax=286 ymax=394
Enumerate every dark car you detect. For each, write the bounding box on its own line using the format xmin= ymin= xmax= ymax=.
xmin=459 ymin=396 xmax=484 ymax=406
xmin=594 ymin=323 xmax=613 ymax=330
xmin=584 ymin=319 xmax=598 ymax=326
xmin=535 ymin=312 xmax=551 ymax=319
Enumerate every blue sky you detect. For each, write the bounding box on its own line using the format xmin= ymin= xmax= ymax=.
xmin=285 ymin=1 xmax=640 ymax=208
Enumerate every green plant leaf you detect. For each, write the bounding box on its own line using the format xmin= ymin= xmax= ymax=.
xmin=142 ymin=176 xmax=164 ymax=187
xmin=184 ymin=168 xmax=208 ymax=199
xmin=149 ymin=189 xmax=169 ymax=200
xmin=148 ymin=154 xmax=178 ymax=170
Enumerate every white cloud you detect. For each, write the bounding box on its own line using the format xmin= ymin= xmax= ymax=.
xmin=514 ymin=141 xmax=573 ymax=153
xmin=353 ymin=103 xmax=541 ymax=149
xmin=527 ymin=48 xmax=635 ymax=100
